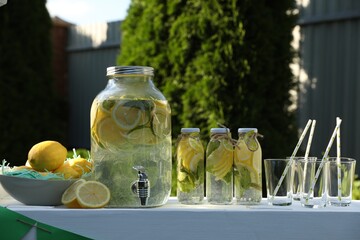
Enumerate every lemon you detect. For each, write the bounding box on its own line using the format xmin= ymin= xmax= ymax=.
xmin=67 ymin=157 xmax=92 ymax=175
xmin=251 ymin=147 xmax=262 ymax=177
xmin=96 ymin=117 xmax=127 ymax=146
xmin=188 ymin=153 xmax=204 ymax=172
xmin=151 ymin=102 xmax=171 ymax=137
xmin=207 ymin=144 xmax=233 ymax=179
xmin=188 ymin=138 xmax=204 ymax=153
xmin=127 ymin=127 xmax=156 ymax=145
xmin=91 ymin=102 xmax=110 ymax=129
xmin=75 ymin=181 xmax=111 ymax=208
xmin=177 ymin=138 xmax=204 ymax=173
xmin=54 ymin=162 xmax=81 ymax=179
xmin=111 ymin=100 xmax=149 ymax=131
xmin=61 ymin=179 xmax=86 ymax=208
xmin=234 ymin=139 xmax=261 ymax=185
xmin=28 ymin=141 xmax=67 ymax=171
xmin=234 ymin=140 xmax=253 ymax=165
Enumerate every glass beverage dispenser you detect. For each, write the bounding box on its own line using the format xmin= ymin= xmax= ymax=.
xmin=90 ymin=66 xmax=172 ymax=207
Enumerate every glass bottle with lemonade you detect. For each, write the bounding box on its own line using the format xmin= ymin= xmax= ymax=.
xmin=206 ymin=128 xmax=234 ymax=204
xmin=90 ymin=66 xmax=172 ymax=207
xmin=234 ymin=128 xmax=262 ymax=204
xmin=176 ymin=128 xmax=205 ymax=204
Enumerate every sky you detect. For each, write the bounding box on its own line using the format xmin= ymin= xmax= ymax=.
xmin=46 ymin=0 xmax=131 ymax=25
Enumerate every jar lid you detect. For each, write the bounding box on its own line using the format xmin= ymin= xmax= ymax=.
xmin=181 ymin=128 xmax=200 ymax=133
xmin=210 ymin=128 xmax=230 ymax=134
xmin=238 ymin=128 xmax=258 ymax=133
xmin=106 ymin=66 xmax=154 ymax=76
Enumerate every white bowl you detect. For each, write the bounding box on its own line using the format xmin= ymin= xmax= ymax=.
xmin=0 ymin=174 xmax=76 ymax=206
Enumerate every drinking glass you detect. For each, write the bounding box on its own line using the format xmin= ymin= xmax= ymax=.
xmin=288 ymin=157 xmax=317 ymax=201
xmin=298 ymin=159 xmax=327 ymax=208
xmin=327 ymin=157 xmax=356 ymax=207
xmin=265 ymin=159 xmax=292 ymax=206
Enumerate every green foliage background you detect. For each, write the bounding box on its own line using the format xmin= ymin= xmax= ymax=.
xmin=0 ymin=0 xmax=66 ymax=166
xmin=118 ymin=0 xmax=298 ymax=195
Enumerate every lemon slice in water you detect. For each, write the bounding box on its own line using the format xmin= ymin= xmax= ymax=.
xmin=112 ymin=100 xmax=151 ymax=131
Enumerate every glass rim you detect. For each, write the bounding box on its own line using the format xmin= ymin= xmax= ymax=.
xmin=297 ymin=159 xmax=327 ymax=163
xmin=326 ymin=157 xmax=356 ymax=162
xmin=264 ymin=159 xmax=291 ymax=162
xmin=286 ymin=156 xmax=317 ymax=160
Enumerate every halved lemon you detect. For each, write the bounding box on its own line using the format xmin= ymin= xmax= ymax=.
xmin=75 ymin=181 xmax=111 ymax=208
xmin=61 ymin=179 xmax=86 ymax=208
xmin=112 ymin=100 xmax=149 ymax=131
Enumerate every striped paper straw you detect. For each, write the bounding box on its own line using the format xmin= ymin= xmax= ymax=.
xmin=306 ymin=119 xmax=342 ymax=202
xmin=272 ymin=119 xmax=312 ymax=199
xmin=303 ymin=120 xmax=316 ymax=176
xmin=336 ymin=117 xmax=342 ymax=201
xmin=305 ymin=120 xmax=316 ymax=159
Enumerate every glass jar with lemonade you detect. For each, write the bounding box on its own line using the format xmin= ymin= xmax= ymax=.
xmin=206 ymin=128 xmax=234 ymax=204
xmin=176 ymin=128 xmax=204 ymax=204
xmin=234 ymin=128 xmax=262 ymax=204
xmin=90 ymin=66 xmax=172 ymax=207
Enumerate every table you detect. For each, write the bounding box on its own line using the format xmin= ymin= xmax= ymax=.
xmin=2 ymin=197 xmax=360 ymax=240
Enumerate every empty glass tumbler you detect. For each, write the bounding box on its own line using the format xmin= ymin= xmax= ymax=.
xmin=327 ymin=157 xmax=356 ymax=207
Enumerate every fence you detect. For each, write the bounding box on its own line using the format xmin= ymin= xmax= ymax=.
xmin=67 ymin=21 xmax=121 ymax=149
xmin=297 ymin=0 xmax=360 ymax=173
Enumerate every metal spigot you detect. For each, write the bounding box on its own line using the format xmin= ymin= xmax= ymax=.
xmin=131 ymin=166 xmax=150 ymax=206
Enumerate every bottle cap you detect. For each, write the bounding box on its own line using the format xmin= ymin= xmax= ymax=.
xmin=238 ymin=128 xmax=258 ymax=133
xmin=181 ymin=128 xmax=200 ymax=133
xmin=210 ymin=128 xmax=230 ymax=134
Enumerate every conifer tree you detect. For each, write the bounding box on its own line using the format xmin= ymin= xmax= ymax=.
xmin=0 ymin=0 xmax=65 ymax=165
xmin=118 ymin=0 xmax=298 ymax=160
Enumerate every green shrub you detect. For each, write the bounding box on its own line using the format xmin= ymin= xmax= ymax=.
xmin=353 ymin=177 xmax=360 ymax=200
xmin=118 ymin=0 xmax=298 ymax=195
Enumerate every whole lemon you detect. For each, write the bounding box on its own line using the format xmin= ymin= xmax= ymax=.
xmin=68 ymin=157 xmax=93 ymax=175
xmin=28 ymin=141 xmax=67 ymax=171
xmin=54 ymin=161 xmax=81 ymax=179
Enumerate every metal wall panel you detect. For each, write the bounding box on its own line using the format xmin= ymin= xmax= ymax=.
xmin=67 ymin=21 xmax=121 ymax=149
xmin=298 ymin=0 xmax=360 ymax=173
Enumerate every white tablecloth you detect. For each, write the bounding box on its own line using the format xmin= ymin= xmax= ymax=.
xmin=2 ymin=197 xmax=360 ymax=240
